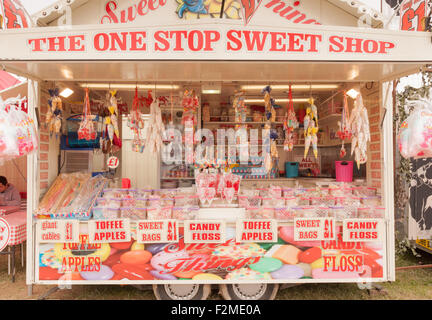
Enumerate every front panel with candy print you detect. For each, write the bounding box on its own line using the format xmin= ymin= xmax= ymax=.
xmin=37 ymin=223 xmax=385 ymax=283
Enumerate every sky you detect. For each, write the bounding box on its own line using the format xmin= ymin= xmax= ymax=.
xmin=20 ymin=0 xmax=382 ymax=15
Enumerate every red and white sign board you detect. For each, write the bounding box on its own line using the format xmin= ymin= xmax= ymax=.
xmin=400 ymin=0 xmax=430 ymax=31
xmin=294 ymin=217 xmax=336 ymax=241
xmin=342 ymin=219 xmax=385 ymax=242
xmin=21 ymin=25 xmax=396 ymax=60
xmin=0 ymin=0 xmax=31 ymax=30
xmin=0 ymin=217 xmax=10 ymax=251
xmin=107 ymin=156 xmax=119 ymax=169
xmin=37 ymin=220 xmax=80 ymax=243
xmin=236 ymin=219 xmax=278 ymax=243
xmin=136 ymin=219 xmax=179 ymax=243
xmin=294 ymin=155 xmax=321 ymax=176
xmin=183 ymin=220 xmax=225 ymax=243
xmin=88 ymin=219 xmax=131 ymax=243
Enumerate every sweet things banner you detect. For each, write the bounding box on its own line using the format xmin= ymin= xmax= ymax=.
xmin=37 ymin=219 xmax=385 ymax=282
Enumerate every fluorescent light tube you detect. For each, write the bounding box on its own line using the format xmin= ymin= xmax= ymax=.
xmin=60 ymin=88 xmax=74 ymax=98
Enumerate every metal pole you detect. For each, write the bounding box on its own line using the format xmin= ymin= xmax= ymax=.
xmin=219 ymin=0 xmax=226 ymax=18
xmin=382 ymin=80 xmax=396 ymax=282
xmin=26 ymin=79 xmax=39 ymax=295
xmin=11 ymin=245 xmax=15 ymax=283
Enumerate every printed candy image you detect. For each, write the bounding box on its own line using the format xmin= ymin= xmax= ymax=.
xmin=176 ymin=0 xmax=242 ymax=20
xmin=38 ymin=226 xmax=383 ymax=282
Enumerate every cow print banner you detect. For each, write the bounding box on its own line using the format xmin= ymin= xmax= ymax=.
xmin=409 ymin=158 xmax=432 ymax=239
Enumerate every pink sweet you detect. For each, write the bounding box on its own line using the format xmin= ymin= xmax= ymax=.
xmin=120 ymin=250 xmax=152 ymax=265
xmin=151 ymin=250 xmax=189 ymax=272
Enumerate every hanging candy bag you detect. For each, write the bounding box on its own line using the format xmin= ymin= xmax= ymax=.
xmin=78 ymin=88 xmax=97 ymax=141
xmin=398 ymin=95 xmax=432 ymax=159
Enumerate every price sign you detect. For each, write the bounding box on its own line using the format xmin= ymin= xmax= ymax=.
xmin=342 ymin=219 xmax=385 ymax=242
xmin=88 ymin=219 xmax=131 ymax=243
xmin=294 ymin=217 xmax=335 ymax=241
xmin=37 ymin=220 xmax=80 ymax=243
xmin=136 ymin=220 xmax=178 ymax=243
xmin=400 ymin=0 xmax=429 ymax=31
xmin=107 ymin=156 xmax=119 ymax=169
xmin=0 ymin=218 xmax=10 ymax=252
xmin=183 ymin=220 xmax=225 ymax=243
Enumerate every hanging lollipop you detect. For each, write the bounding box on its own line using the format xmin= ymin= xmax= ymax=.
xmin=348 ymin=93 xmax=370 ymax=169
xmin=99 ymin=92 xmax=111 ymax=154
xmin=109 ymin=90 xmax=120 ymax=137
xmin=262 ymin=86 xmax=276 ymax=123
xmin=165 ymin=91 xmax=176 ymax=142
xmin=337 ymin=92 xmax=353 ymax=158
xmin=303 ymin=97 xmax=319 ymax=159
xmin=181 ymin=89 xmax=199 ymax=126
xmin=233 ymin=90 xmax=247 ymax=124
xmin=128 ymin=87 xmax=146 ymax=153
xmin=46 ymin=88 xmax=63 ymax=138
xmin=145 ymin=91 xmax=165 ymax=154
xmin=283 ymin=84 xmax=299 ymax=152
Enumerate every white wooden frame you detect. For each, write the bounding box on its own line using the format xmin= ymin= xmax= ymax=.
xmin=4 ymin=21 xmax=421 ymax=288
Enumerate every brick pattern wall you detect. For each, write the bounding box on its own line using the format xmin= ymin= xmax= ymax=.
xmin=361 ymin=84 xmax=381 ymax=191
xmin=38 ymin=90 xmax=50 ymax=194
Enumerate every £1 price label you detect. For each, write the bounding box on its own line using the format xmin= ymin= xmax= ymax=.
xmin=294 ymin=217 xmax=336 ymax=241
xmin=137 ymin=220 xmax=179 ymax=243
xmin=323 ymin=218 xmax=334 ymax=240
xmin=107 ymin=156 xmax=119 ymax=169
xmin=167 ymin=221 xmax=177 ymax=242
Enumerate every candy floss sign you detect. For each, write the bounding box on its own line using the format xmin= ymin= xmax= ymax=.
xmin=184 ymin=220 xmax=225 ymax=243
xmin=342 ymin=219 xmax=385 ymax=242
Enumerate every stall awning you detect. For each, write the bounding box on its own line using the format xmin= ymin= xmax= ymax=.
xmin=0 ymin=70 xmax=21 ymax=91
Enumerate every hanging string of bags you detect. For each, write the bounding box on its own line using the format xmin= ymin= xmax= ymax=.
xmin=0 ymin=95 xmax=38 ymax=165
xmin=283 ymin=84 xmax=299 ymax=152
xmin=127 ymin=87 xmax=146 ymax=153
xmin=77 ymin=88 xmax=97 ymax=141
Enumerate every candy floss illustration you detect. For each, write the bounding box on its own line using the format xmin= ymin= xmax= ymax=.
xmin=176 ymin=0 xmax=243 ymax=20
xmin=0 ymin=0 xmax=31 ymax=29
xmin=240 ymin=0 xmax=263 ymax=25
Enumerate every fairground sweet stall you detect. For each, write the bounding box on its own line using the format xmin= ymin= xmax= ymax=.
xmin=0 ymin=0 xmax=430 ymax=300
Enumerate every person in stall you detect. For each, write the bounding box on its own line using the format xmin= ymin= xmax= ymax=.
xmin=0 ymin=176 xmax=21 ymax=207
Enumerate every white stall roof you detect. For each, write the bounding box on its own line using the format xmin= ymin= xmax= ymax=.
xmin=0 ymin=17 xmax=429 ymax=83
xmin=2 ymin=60 xmax=424 ymax=83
